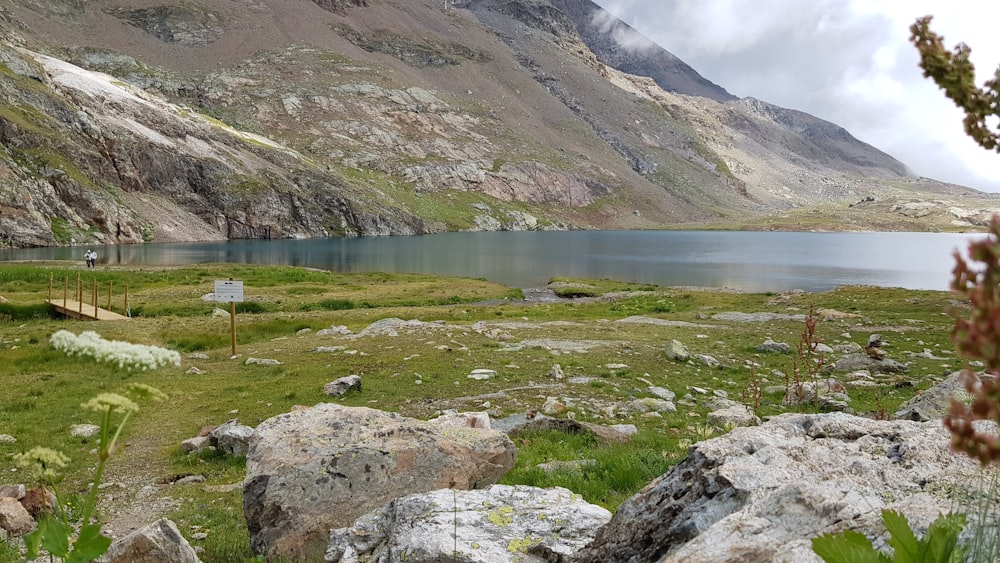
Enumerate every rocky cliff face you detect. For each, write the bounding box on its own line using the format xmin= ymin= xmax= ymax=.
xmin=0 ymin=0 xmax=986 ymax=248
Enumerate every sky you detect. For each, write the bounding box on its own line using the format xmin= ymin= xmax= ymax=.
xmin=594 ymin=1 xmax=1000 ymax=192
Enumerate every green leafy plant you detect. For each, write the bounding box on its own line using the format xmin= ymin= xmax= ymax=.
xmin=812 ymin=509 xmax=966 ymax=563
xmin=15 ymin=383 xmax=165 ymax=562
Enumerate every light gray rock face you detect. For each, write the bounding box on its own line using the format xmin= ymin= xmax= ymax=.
xmin=325 ymin=485 xmax=611 ymax=563
xmin=244 ymin=403 xmax=517 ymax=560
xmin=322 ymin=374 xmax=362 ymax=397
xmin=575 ymin=412 xmax=982 ymax=563
xmin=210 ymin=418 xmax=255 ymax=457
xmin=97 ymin=518 xmax=201 ymax=563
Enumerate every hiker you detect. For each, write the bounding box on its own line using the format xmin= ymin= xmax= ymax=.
xmin=85 ymin=249 xmax=93 ymax=268
xmin=90 ymin=249 xmax=98 ymax=268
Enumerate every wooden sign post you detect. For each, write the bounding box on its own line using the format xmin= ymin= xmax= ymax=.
xmin=214 ymin=279 xmax=244 ymax=357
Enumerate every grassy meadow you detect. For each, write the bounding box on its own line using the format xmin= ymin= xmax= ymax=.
xmin=0 ymin=262 xmax=964 ymax=561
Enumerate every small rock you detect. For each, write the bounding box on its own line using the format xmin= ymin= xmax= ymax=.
xmin=666 ymin=340 xmax=689 ymax=362
xmin=0 ymin=434 xmax=15 ymax=444
xmin=756 ymin=338 xmax=791 ymax=354
xmin=0 ymin=485 xmax=25 ymax=500
xmin=648 ymin=386 xmax=675 ymax=401
xmin=542 ymin=397 xmax=566 ymax=415
xmin=185 ymin=367 xmax=206 ymax=375
xmin=547 ymin=364 xmax=565 ymax=379
xmin=70 ymin=424 xmax=100 ymax=438
xmin=181 ymin=436 xmax=212 ymax=453
xmin=693 ymin=354 xmax=721 ymax=368
xmin=468 ymin=368 xmax=497 ymax=380
xmin=0 ymin=497 xmax=35 ymax=536
xmin=245 ymin=357 xmax=282 ymax=366
xmin=323 ymin=375 xmax=362 ymax=397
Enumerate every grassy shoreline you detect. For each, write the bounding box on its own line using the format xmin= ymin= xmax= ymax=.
xmin=0 ymin=263 xmax=961 ymax=561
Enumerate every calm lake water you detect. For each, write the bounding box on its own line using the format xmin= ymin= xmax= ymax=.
xmin=0 ymin=231 xmax=981 ymax=292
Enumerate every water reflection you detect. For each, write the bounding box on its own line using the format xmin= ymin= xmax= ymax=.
xmin=0 ymin=231 xmax=977 ymax=292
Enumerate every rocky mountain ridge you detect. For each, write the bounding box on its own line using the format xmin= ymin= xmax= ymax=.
xmin=0 ymin=0 xmax=994 ymax=248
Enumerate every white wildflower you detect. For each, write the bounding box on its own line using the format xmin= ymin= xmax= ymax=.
xmin=49 ymin=330 xmax=181 ymax=371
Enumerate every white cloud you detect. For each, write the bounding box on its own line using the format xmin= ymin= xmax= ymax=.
xmin=594 ymin=1 xmax=1000 ymax=191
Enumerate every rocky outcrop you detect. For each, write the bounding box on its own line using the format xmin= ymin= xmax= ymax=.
xmin=326 ymin=485 xmax=611 ymax=562
xmin=575 ymin=412 xmax=983 ymax=563
xmin=243 ymin=404 xmax=517 ymax=560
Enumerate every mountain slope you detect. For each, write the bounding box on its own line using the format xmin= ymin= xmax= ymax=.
xmin=0 ymin=0 xmax=989 ymax=248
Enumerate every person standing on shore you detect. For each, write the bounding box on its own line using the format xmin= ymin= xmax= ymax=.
xmin=84 ymin=249 xmax=93 ymax=268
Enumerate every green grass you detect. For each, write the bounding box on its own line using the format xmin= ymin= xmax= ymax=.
xmin=0 ymin=263 xmax=966 ymax=561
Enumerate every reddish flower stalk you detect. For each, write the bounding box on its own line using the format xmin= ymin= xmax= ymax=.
xmin=946 ymin=215 xmax=1000 ymax=464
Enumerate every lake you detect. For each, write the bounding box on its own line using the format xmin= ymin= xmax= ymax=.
xmin=0 ymin=230 xmax=981 ymax=292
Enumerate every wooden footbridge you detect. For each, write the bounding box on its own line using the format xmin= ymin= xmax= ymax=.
xmin=47 ymin=273 xmax=130 ymax=321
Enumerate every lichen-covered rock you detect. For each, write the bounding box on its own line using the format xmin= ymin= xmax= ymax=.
xmin=575 ymin=412 xmax=982 ymax=563
xmin=244 ymin=403 xmax=517 ymax=560
xmin=325 ymin=485 xmax=610 ymax=562
xmin=209 ymin=418 xmax=254 ymax=457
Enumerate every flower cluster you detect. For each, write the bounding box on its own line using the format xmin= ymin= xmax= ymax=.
xmin=49 ymin=330 xmax=181 ymax=371
xmin=13 ymin=447 xmax=70 ymax=481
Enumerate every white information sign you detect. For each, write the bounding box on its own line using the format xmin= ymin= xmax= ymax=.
xmin=214 ymin=280 xmax=245 ymax=303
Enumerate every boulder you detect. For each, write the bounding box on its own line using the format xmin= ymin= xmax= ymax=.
xmin=894 ymin=372 xmax=974 ymax=421
xmin=830 ymin=353 xmax=907 ymax=374
xmin=322 ymin=374 xmax=362 ymax=397
xmin=755 ymin=338 xmax=791 ymax=354
xmin=706 ymin=405 xmax=760 ymax=427
xmin=575 ymin=412 xmax=982 ymax=563
xmin=20 ymin=486 xmax=54 ymax=519
xmin=507 ymin=416 xmax=632 ymax=445
xmin=243 ymin=403 xmax=517 ymax=560
xmin=325 ymin=485 xmax=611 ymax=563
xmin=0 ymin=485 xmax=24 ymax=500
xmin=181 ymin=436 xmax=212 ymax=453
xmin=0 ymin=497 xmax=34 ymax=536
xmin=665 ymin=340 xmax=689 ymax=362
xmin=209 ymin=418 xmax=254 ymax=457
xmin=97 ymin=518 xmax=201 ymax=563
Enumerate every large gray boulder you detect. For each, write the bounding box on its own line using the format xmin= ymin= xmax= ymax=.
xmin=575 ymin=412 xmax=981 ymax=563
xmin=97 ymin=518 xmax=201 ymax=563
xmin=325 ymin=485 xmax=611 ymax=562
xmin=829 ymin=353 xmax=907 ymax=374
xmin=244 ymin=403 xmax=517 ymax=560
xmin=894 ymin=372 xmax=974 ymax=421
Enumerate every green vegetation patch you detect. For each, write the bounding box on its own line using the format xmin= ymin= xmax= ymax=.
xmin=0 ymin=263 xmax=968 ymax=561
